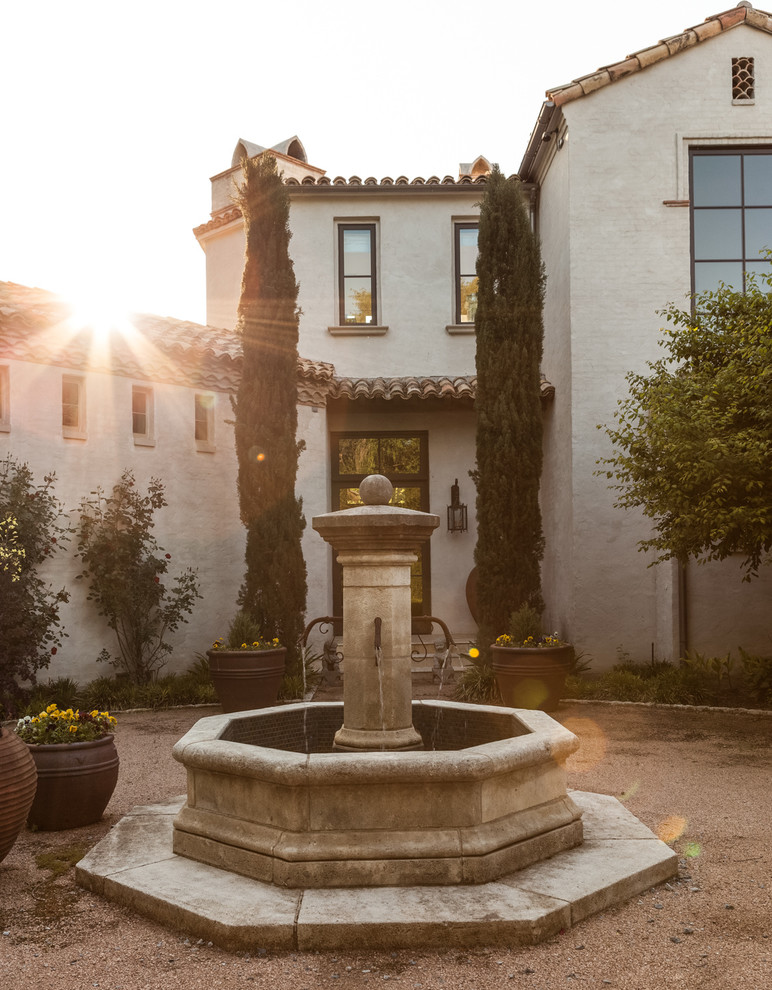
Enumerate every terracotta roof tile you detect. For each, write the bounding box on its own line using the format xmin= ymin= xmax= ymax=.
xmin=1 ymin=282 xmax=555 ymax=406
xmin=0 ymin=282 xmax=244 ymax=392
xmin=329 ymin=375 xmax=555 ymax=404
xmin=194 ymin=174 xmax=495 ymax=239
xmin=331 ymin=376 xmax=476 ymax=402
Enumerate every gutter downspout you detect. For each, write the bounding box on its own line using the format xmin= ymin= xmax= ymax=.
xmin=678 ymin=560 xmax=689 ymax=658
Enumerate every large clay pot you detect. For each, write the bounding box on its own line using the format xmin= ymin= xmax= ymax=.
xmin=207 ymin=648 xmax=287 ymax=713
xmin=26 ymin=735 xmax=119 ymax=831
xmin=0 ymin=727 xmax=38 ymax=861
xmin=491 ymin=644 xmax=574 ymax=712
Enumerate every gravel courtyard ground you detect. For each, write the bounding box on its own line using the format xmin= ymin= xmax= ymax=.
xmin=1 ymin=695 xmax=770 ymax=990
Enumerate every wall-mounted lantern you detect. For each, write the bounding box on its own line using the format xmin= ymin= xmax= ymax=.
xmin=447 ymin=478 xmax=468 ymax=533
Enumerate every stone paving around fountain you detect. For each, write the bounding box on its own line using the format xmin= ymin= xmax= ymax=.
xmin=76 ymin=787 xmax=676 ymax=951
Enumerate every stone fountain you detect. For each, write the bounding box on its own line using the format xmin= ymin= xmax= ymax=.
xmin=77 ymin=475 xmax=678 ymax=948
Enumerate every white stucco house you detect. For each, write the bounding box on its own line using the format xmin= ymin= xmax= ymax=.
xmin=520 ymin=0 xmax=772 ymax=663
xmin=1 ymin=2 xmax=770 ymax=684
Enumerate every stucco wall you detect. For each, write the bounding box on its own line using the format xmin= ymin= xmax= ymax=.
xmin=537 ymin=122 xmax=574 ymax=642
xmin=2 ymin=359 xmax=244 ymax=684
xmin=200 ymin=187 xmax=481 ymax=379
xmin=542 ymin=24 xmax=772 ymax=665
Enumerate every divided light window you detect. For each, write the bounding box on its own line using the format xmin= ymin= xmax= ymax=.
xmin=132 ymin=386 xmax=154 ymax=444
xmin=691 ymin=149 xmax=772 ymax=294
xmin=62 ymin=375 xmax=86 ymax=438
xmin=330 ymin=432 xmax=430 ymax=624
xmin=339 ymin=224 xmax=376 ymax=325
xmin=194 ymin=393 xmax=215 ymax=450
xmin=455 ymin=223 xmax=479 ymax=323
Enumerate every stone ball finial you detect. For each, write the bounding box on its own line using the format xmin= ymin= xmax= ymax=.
xmin=359 ymin=474 xmax=393 ymax=505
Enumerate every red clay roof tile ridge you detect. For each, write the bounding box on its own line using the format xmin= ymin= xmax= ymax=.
xmin=547 ymin=4 xmax=770 ymax=107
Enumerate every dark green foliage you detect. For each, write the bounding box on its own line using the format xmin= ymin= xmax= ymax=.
xmin=565 ymin=649 xmax=772 ymax=708
xmin=0 ymin=457 xmax=69 ymax=714
xmin=25 ymin=676 xmax=82 ymax=713
xmin=599 ymin=272 xmax=772 ymax=578
xmin=738 ymin=648 xmax=772 ymax=706
xmin=234 ymin=153 xmax=307 ymax=678
xmin=507 ymin=604 xmax=543 ymax=645
xmin=473 ymin=167 xmax=546 ymax=655
xmin=76 ymin=471 xmax=200 ymax=684
xmin=455 ymin=658 xmax=501 ymax=705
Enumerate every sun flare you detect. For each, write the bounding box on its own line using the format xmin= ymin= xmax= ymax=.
xmin=67 ymin=289 xmax=136 ymax=342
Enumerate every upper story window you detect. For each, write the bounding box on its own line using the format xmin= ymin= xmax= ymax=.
xmin=62 ymin=375 xmax=86 ymax=439
xmin=338 ymin=224 xmax=377 ymax=325
xmin=455 ymin=223 xmax=479 ymax=323
xmin=0 ymin=366 xmax=9 ymax=433
xmin=194 ymin=393 xmax=215 ymax=452
xmin=132 ymin=385 xmax=154 ymax=446
xmin=691 ymin=149 xmax=772 ymax=294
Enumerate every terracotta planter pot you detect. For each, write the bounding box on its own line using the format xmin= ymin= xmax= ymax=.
xmin=26 ymin=734 xmax=119 ymax=831
xmin=0 ymin=727 xmax=38 ymax=861
xmin=207 ymin=648 xmax=287 ymax=713
xmin=490 ymin=644 xmax=575 ymax=712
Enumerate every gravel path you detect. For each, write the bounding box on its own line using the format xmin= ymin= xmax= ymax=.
xmin=1 ymin=699 xmax=770 ymax=989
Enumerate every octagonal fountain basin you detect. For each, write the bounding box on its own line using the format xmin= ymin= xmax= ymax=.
xmin=171 ymin=700 xmax=583 ymax=889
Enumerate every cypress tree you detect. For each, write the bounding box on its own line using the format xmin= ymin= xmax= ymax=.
xmin=473 ymin=166 xmax=546 ymax=653
xmin=233 ymin=153 xmax=307 ymax=676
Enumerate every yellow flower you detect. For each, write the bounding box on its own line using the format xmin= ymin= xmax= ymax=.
xmin=69 ymin=724 xmax=78 ymax=733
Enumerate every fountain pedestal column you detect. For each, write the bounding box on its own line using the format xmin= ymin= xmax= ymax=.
xmin=312 ymin=475 xmax=440 ymax=752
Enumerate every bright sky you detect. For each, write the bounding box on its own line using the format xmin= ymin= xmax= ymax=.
xmin=2 ymin=0 xmax=725 ymax=325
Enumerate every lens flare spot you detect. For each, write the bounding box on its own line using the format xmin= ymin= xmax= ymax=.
xmin=683 ymin=841 xmax=702 ymax=859
xmin=656 ymin=815 xmax=687 ymax=844
xmin=619 ymin=781 xmax=640 ymax=802
xmin=513 ymin=677 xmax=550 ymax=710
xmin=562 ymin=718 xmax=608 ymax=773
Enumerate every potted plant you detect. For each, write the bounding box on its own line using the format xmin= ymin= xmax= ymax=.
xmin=15 ymin=705 xmax=118 ymax=830
xmin=207 ymin=612 xmax=286 ymax=713
xmin=490 ymin=605 xmax=574 ymax=712
xmin=0 ymin=723 xmax=38 ymax=861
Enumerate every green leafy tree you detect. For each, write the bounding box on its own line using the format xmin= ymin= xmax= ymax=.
xmin=76 ymin=471 xmax=200 ymax=683
xmin=473 ymin=167 xmax=546 ymax=653
xmin=0 ymin=458 xmax=69 ymax=713
xmin=233 ymin=153 xmax=307 ymax=677
xmin=599 ymin=275 xmax=772 ymax=579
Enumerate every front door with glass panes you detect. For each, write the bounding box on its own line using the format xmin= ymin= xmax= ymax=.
xmin=330 ymin=432 xmax=430 ymax=631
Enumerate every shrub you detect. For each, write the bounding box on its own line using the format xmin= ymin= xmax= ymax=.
xmin=739 ymin=648 xmax=772 ymax=706
xmin=0 ymin=458 xmax=69 ymax=715
xmin=455 ymin=654 xmax=501 ymax=704
xmin=76 ymin=471 xmax=200 ymax=684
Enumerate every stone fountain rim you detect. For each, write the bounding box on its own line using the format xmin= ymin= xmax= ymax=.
xmin=171 ymin=700 xmax=580 ymax=785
